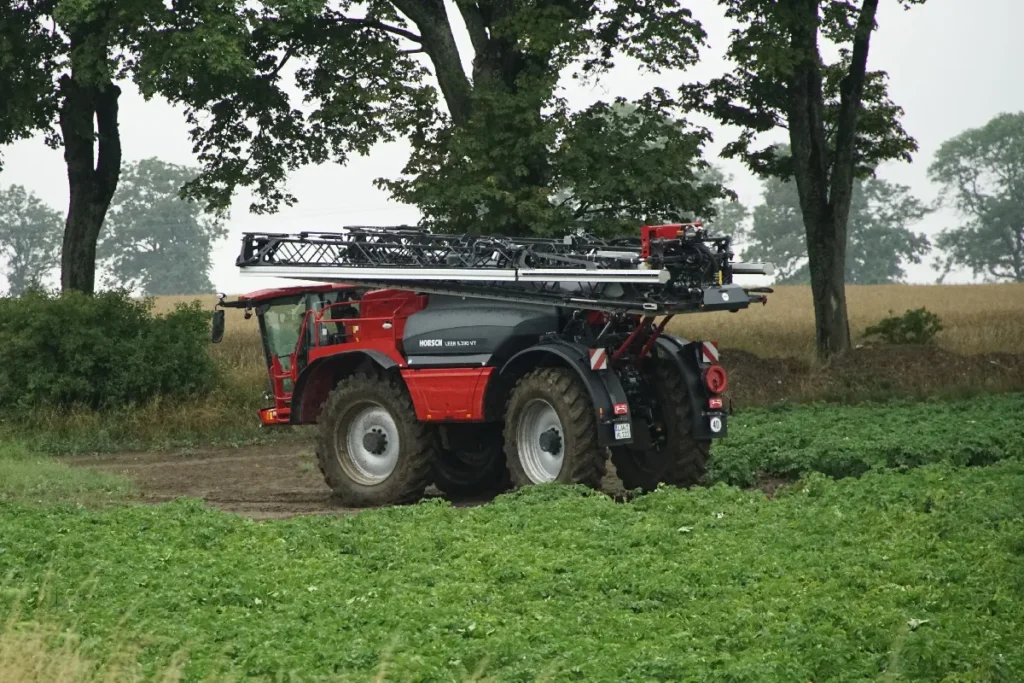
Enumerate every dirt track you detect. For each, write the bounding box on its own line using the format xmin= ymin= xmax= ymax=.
xmin=66 ymin=443 xmax=506 ymax=519
xmin=67 ymin=443 xmax=355 ymax=519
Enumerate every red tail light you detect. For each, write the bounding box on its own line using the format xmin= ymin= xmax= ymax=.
xmin=703 ymin=365 xmax=728 ymax=395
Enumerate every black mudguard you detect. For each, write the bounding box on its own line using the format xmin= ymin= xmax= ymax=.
xmin=654 ymin=335 xmax=727 ymax=440
xmin=500 ymin=341 xmax=634 ymax=448
xmin=288 ymin=349 xmax=398 ymax=425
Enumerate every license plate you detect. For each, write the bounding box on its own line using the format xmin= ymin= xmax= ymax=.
xmin=614 ymin=423 xmax=631 ymax=440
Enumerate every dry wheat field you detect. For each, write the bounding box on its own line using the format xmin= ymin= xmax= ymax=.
xmin=158 ymin=283 xmax=1024 ymax=364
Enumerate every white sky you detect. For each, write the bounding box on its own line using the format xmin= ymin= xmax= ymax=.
xmin=2 ymin=0 xmax=1022 ymax=294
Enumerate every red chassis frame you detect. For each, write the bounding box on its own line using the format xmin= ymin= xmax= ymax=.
xmin=257 ymin=288 xmax=491 ymax=426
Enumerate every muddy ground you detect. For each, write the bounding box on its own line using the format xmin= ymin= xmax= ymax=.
xmin=67 ymin=444 xmax=534 ymax=519
xmin=68 ymin=444 xmax=346 ymax=519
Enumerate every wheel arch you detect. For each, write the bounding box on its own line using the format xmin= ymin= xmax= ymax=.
xmin=290 ymin=350 xmax=398 ymax=425
xmin=491 ymin=342 xmax=616 ymax=431
xmin=653 ymin=335 xmax=715 ymax=440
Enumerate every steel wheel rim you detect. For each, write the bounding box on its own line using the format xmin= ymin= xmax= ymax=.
xmin=517 ymin=398 xmax=564 ymax=483
xmin=339 ymin=403 xmax=400 ymax=485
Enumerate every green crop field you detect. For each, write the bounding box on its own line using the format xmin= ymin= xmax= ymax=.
xmin=2 ymin=395 xmax=1023 ymax=682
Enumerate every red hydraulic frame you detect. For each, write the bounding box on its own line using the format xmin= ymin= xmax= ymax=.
xmin=259 ymin=290 xmax=492 ymax=426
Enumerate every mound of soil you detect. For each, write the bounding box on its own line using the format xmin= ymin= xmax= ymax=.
xmin=724 ymin=345 xmax=1024 ymax=406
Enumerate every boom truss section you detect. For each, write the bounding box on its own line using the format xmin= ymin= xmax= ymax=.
xmin=236 ymin=224 xmax=773 ymax=316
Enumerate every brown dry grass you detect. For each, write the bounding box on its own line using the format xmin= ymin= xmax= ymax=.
xmin=157 ymin=284 xmax=1024 ymax=367
xmin=154 ymin=294 xmax=267 ymax=390
xmin=668 ymin=283 xmax=1024 ymax=361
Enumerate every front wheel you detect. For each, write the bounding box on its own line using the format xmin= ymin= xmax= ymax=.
xmin=315 ymin=375 xmax=437 ymax=507
xmin=503 ymin=368 xmax=605 ymax=489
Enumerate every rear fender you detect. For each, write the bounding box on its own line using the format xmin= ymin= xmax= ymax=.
xmin=289 ymin=350 xmax=397 ymax=425
xmin=654 ymin=335 xmax=725 ymax=440
xmin=497 ymin=341 xmax=633 ymax=447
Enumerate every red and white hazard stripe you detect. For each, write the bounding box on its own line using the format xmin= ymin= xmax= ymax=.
xmin=701 ymin=341 xmax=720 ymax=364
xmin=589 ymin=348 xmax=609 ymax=370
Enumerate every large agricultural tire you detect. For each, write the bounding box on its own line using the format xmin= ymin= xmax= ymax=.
xmin=609 ymin=443 xmax=664 ymax=493
xmin=503 ymin=368 xmax=606 ymax=489
xmin=315 ymin=375 xmax=437 ymax=507
xmin=610 ymin=361 xmax=710 ymax=491
xmin=432 ymin=426 xmax=511 ymax=498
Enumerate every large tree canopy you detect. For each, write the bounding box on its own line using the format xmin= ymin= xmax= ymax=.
xmin=98 ymin=158 xmax=228 ymax=295
xmin=744 ymin=175 xmax=930 ymax=284
xmin=929 ymin=112 xmax=1024 ymax=283
xmin=683 ymin=0 xmax=925 ymax=357
xmin=0 ymin=0 xmax=214 ymax=294
xmin=137 ymin=0 xmax=728 ymax=235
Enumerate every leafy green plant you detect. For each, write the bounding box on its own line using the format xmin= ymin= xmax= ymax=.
xmin=707 ymin=393 xmax=1024 ymax=487
xmin=1 ymin=461 xmax=1023 ymax=681
xmin=0 ymin=290 xmax=217 ymax=412
xmin=864 ymin=307 xmax=943 ymax=345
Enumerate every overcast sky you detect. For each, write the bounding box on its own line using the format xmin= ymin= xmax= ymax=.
xmin=2 ymin=0 xmax=1022 ymax=294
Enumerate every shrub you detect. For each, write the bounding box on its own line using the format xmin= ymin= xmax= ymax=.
xmin=0 ymin=290 xmax=217 ymax=412
xmin=864 ymin=307 xmax=943 ymax=345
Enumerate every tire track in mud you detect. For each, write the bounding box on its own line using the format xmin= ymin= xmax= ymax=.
xmin=64 ymin=442 xmax=500 ymax=519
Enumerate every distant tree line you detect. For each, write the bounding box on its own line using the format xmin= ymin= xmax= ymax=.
xmin=730 ymin=113 xmax=1024 ymax=286
xmin=0 ymin=158 xmax=225 ymax=296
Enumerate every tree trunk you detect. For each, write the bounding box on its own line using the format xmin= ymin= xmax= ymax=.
xmin=806 ymin=210 xmax=851 ymax=356
xmin=390 ymin=0 xmax=473 ymax=126
xmin=58 ymin=73 xmax=122 ymax=294
xmin=782 ymin=0 xmax=878 ymax=359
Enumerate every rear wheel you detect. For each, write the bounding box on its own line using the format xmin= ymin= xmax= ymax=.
xmin=611 ymin=361 xmax=709 ymax=491
xmin=503 ymin=368 xmax=605 ymax=488
xmin=315 ymin=375 xmax=437 ymax=507
xmin=433 ymin=425 xmax=511 ymax=498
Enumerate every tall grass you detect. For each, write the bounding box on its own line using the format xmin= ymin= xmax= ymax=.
xmin=163 ymin=284 xmax=1024 ymax=365
xmin=15 ymin=284 xmax=1018 ymax=455
xmin=670 ymin=283 xmax=1024 ymax=359
xmin=0 ymin=441 xmax=133 ymax=506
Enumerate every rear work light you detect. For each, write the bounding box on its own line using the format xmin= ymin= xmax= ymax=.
xmin=703 ymin=365 xmax=728 ymax=395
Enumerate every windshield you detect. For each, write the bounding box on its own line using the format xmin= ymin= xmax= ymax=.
xmin=262 ymin=298 xmax=308 ymax=361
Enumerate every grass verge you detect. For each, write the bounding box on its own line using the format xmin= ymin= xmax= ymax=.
xmin=0 ymin=442 xmax=133 ymax=507
xmin=2 ymin=461 xmax=1023 ymax=681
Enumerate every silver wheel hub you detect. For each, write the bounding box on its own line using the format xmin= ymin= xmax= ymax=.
xmin=517 ymin=398 xmax=564 ymax=483
xmin=339 ymin=404 xmax=400 ymax=485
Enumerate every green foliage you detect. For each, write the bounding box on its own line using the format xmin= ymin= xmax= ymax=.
xmin=683 ymin=0 xmax=929 ymax=358
xmin=384 ymin=91 xmax=724 ymax=237
xmin=131 ymin=0 xmax=722 ymax=233
xmin=743 ymin=170 xmax=932 ymax=284
xmin=697 ymin=164 xmax=748 ymax=239
xmin=0 ymin=2 xmax=62 ymax=170
xmin=98 ymin=158 xmax=228 ymax=295
xmin=1 ymin=459 xmax=1022 ymax=680
xmin=0 ymin=0 xmax=169 ymax=149
xmin=864 ymin=308 xmax=944 ymax=346
xmin=683 ymin=1 xmax=922 ymax=182
xmin=0 ymin=184 xmax=63 ymax=295
xmin=0 ymin=290 xmax=217 ymax=412
xmin=708 ymin=392 xmax=1014 ymax=488
xmin=929 ymin=111 xmax=1024 ymax=282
